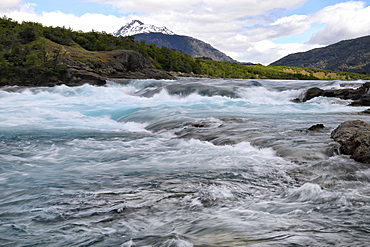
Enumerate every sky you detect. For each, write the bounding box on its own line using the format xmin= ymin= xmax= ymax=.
xmin=1 ymin=0 xmax=370 ymax=64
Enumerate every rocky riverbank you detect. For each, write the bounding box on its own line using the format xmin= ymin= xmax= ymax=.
xmin=60 ymin=50 xmax=175 ymax=87
xmin=299 ymin=81 xmax=370 ymax=164
xmin=1 ymin=49 xmax=176 ymax=87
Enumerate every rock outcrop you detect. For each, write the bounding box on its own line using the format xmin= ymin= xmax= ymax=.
xmin=301 ymin=82 xmax=370 ymax=106
xmin=60 ymin=50 xmax=175 ymax=86
xmin=331 ymin=120 xmax=370 ymax=163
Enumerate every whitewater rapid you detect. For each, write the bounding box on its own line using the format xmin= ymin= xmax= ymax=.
xmin=1 ymin=78 xmax=370 ymax=246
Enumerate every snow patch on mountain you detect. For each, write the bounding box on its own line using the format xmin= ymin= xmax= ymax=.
xmin=113 ymin=20 xmax=175 ymax=37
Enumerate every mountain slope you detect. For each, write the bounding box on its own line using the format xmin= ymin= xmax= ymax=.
xmin=270 ymin=35 xmax=370 ymax=74
xmin=134 ymin=32 xmax=236 ymax=63
xmin=114 ymin=20 xmax=236 ymax=63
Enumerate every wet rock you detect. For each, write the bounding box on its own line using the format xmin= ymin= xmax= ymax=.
xmin=172 ymin=118 xmax=253 ymax=146
xmin=331 ymin=120 xmax=370 ymax=164
xmin=307 ymin=124 xmax=325 ymax=132
xmin=350 ymin=95 xmax=370 ymax=106
xmin=302 ymin=87 xmax=324 ymax=101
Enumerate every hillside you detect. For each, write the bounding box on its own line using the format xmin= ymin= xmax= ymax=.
xmin=191 ymin=61 xmax=370 ymax=81
xmin=0 ymin=17 xmax=193 ymax=86
xmin=270 ymin=35 xmax=370 ymax=74
xmin=0 ymin=17 xmax=369 ymax=87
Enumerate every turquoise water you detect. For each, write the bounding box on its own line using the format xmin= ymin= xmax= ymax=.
xmin=1 ymin=78 xmax=370 ymax=246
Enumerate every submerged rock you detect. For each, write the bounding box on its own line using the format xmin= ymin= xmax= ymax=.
xmin=359 ymin=109 xmax=370 ymax=115
xmin=306 ymin=124 xmax=325 ymax=132
xmin=331 ymin=120 xmax=370 ymax=164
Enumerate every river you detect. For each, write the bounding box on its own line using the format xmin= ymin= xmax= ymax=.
xmin=1 ymin=78 xmax=370 ymax=246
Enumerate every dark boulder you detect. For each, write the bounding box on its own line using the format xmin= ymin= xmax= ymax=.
xmin=331 ymin=120 xmax=370 ymax=164
xmin=307 ymin=124 xmax=325 ymax=132
xmin=302 ymin=87 xmax=324 ymax=101
xmin=350 ymin=94 xmax=370 ymax=106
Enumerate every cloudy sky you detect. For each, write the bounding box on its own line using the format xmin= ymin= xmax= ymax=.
xmin=1 ymin=0 xmax=370 ymax=64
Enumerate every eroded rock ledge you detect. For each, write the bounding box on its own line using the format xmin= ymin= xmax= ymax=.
xmin=61 ymin=50 xmax=175 ymax=86
xmin=331 ymin=120 xmax=370 ymax=163
xmin=300 ymin=82 xmax=370 ymax=106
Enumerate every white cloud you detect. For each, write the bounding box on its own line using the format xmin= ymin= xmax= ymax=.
xmin=0 ymin=0 xmax=23 ymax=9
xmin=240 ymin=41 xmax=321 ymax=64
xmin=0 ymin=6 xmax=131 ymax=33
xmin=308 ymin=1 xmax=370 ymax=44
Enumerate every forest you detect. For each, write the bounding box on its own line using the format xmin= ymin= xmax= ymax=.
xmin=0 ymin=16 xmax=369 ymax=85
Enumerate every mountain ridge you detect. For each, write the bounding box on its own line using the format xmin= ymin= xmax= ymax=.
xmin=270 ymin=35 xmax=370 ymax=74
xmin=113 ymin=20 xmax=237 ymax=63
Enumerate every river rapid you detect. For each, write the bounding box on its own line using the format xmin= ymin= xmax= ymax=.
xmin=1 ymin=78 xmax=370 ymax=246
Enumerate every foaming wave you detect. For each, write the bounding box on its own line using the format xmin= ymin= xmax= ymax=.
xmin=172 ymin=139 xmax=288 ymax=172
xmin=0 ymin=84 xmax=153 ymax=132
xmin=238 ymin=86 xmax=300 ymax=105
xmin=0 ymin=107 xmax=149 ymax=132
xmin=305 ymin=96 xmax=368 ymax=114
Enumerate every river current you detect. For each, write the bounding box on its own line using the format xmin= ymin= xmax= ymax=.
xmin=1 ymin=78 xmax=370 ymax=246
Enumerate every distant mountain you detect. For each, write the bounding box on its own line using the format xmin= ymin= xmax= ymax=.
xmin=113 ymin=20 xmax=236 ymax=63
xmin=270 ymin=35 xmax=370 ymax=74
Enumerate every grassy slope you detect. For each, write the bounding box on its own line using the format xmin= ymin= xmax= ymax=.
xmin=39 ymin=37 xmax=111 ymax=64
xmin=197 ymin=60 xmax=370 ymax=80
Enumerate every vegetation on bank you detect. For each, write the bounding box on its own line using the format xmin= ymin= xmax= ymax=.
xmin=0 ymin=16 xmax=369 ymax=85
xmin=270 ymin=35 xmax=370 ymax=75
xmin=197 ymin=60 xmax=370 ymax=80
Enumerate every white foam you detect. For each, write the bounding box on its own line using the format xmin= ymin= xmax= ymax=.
xmin=0 ymin=80 xmax=364 ymax=133
xmin=238 ymin=87 xmax=300 ymax=105
xmin=161 ymin=238 xmax=194 ymax=247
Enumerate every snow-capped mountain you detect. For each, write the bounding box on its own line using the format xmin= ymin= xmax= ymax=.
xmin=113 ymin=20 xmax=237 ymax=63
xmin=113 ymin=20 xmax=175 ymax=37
